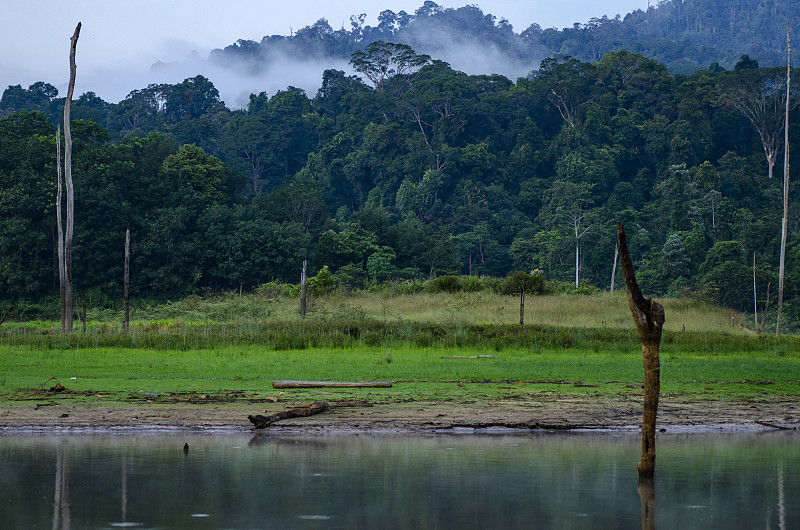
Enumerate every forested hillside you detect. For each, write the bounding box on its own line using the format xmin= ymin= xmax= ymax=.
xmin=206 ymin=0 xmax=799 ymax=80
xmin=1 ymin=2 xmax=799 ymax=330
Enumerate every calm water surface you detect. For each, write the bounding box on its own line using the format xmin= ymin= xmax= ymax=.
xmin=1 ymin=430 xmax=798 ymax=529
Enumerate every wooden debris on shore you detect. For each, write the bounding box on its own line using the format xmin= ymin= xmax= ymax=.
xmin=272 ymin=380 xmax=392 ymax=389
xmin=441 ymin=355 xmax=498 ymax=359
xmin=248 ymin=401 xmax=330 ymax=429
xmin=754 ymin=419 xmax=798 ymax=430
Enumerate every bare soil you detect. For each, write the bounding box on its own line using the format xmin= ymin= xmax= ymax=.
xmin=1 ymin=392 xmax=798 ymax=433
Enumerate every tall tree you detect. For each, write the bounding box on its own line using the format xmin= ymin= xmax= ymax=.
xmin=59 ymin=22 xmax=81 ymax=333
xmin=727 ymin=65 xmax=795 ymax=180
xmin=777 ymin=25 xmax=791 ymax=336
xmin=349 ymin=41 xmax=430 ymax=93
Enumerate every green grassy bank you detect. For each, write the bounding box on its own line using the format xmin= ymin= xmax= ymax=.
xmin=1 ymin=291 xmax=798 ymax=405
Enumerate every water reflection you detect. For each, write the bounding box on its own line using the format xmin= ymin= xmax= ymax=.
xmin=637 ymin=477 xmax=655 ymax=530
xmin=0 ymin=431 xmax=797 ymax=529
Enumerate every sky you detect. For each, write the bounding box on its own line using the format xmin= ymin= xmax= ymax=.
xmin=1 ymin=0 xmax=649 ymax=107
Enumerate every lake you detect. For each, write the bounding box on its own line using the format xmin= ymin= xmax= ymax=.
xmin=1 ymin=430 xmax=797 ymax=529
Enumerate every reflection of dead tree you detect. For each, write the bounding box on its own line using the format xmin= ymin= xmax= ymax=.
xmin=617 ymin=222 xmax=664 ymax=478
xmin=637 ymin=477 xmax=655 ymax=530
xmin=52 ymin=442 xmax=71 ymax=530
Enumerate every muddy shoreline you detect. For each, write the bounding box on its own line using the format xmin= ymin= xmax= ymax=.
xmin=2 ymin=394 xmax=798 ymax=433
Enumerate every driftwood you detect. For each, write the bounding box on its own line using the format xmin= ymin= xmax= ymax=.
xmin=755 ymin=419 xmax=798 ymax=430
xmin=441 ymin=355 xmax=498 ymax=359
xmin=248 ymin=401 xmax=330 ymax=428
xmin=618 ymin=222 xmax=665 ymax=479
xmin=272 ymin=380 xmax=392 ymax=389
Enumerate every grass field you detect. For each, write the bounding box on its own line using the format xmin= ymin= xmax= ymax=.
xmin=1 ymin=291 xmax=798 ymax=406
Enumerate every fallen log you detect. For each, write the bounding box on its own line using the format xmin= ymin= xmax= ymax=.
xmin=249 ymin=401 xmax=330 ymax=429
xmin=441 ymin=355 xmax=498 ymax=359
xmin=272 ymin=380 xmax=393 ymax=389
xmin=754 ymin=419 xmax=798 ymax=430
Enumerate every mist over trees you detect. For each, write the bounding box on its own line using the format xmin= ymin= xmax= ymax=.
xmin=206 ymin=0 xmax=800 ymax=82
xmin=1 ymin=1 xmax=799 ymax=331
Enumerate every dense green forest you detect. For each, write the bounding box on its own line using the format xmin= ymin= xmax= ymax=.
xmin=1 ymin=1 xmax=800 ymax=330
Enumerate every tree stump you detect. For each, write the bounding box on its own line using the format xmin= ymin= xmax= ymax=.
xmin=617 ymin=222 xmax=664 ymax=478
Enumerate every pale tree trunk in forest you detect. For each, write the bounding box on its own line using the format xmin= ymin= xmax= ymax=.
xmin=60 ymin=22 xmax=81 ymax=334
xmin=777 ymin=24 xmax=791 ymax=336
xmin=56 ymin=124 xmax=66 ymax=330
xmin=570 ymin=212 xmax=592 ymax=289
xmin=617 ymin=222 xmax=665 ymax=478
xmin=300 ymin=260 xmax=307 ymax=317
xmin=123 ymin=228 xmax=130 ymax=332
xmin=610 ymin=241 xmax=619 ymax=294
xmin=754 ymin=252 xmax=758 ymax=329
xmin=760 ymin=283 xmax=771 ymax=334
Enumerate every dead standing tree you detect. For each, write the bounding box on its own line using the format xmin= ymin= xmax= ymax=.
xmin=58 ymin=22 xmax=81 ymax=333
xmin=777 ymin=24 xmax=791 ymax=336
xmin=617 ymin=222 xmax=664 ymax=478
xmin=123 ymin=228 xmax=131 ymax=332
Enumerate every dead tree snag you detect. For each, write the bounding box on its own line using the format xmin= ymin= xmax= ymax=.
xmin=617 ymin=222 xmax=664 ymax=478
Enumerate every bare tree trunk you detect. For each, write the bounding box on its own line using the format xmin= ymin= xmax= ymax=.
xmin=575 ymin=239 xmax=580 ymax=289
xmin=617 ymin=222 xmax=665 ymax=478
xmin=777 ymin=23 xmax=791 ymax=336
xmin=0 ymin=305 xmax=13 ymax=326
xmin=56 ymin=124 xmax=66 ymax=330
xmin=123 ymin=228 xmax=130 ymax=332
xmin=753 ymin=252 xmax=758 ymax=329
xmin=759 ymin=283 xmax=771 ymax=333
xmin=300 ymin=260 xmax=307 ymax=317
xmin=610 ymin=240 xmax=619 ymax=294
xmin=62 ymin=22 xmax=81 ymax=334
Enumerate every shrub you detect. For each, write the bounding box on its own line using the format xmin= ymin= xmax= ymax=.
xmin=500 ymin=271 xmax=545 ymax=295
xmin=426 ymin=275 xmax=462 ymax=293
xmin=308 ymin=266 xmax=334 ymax=295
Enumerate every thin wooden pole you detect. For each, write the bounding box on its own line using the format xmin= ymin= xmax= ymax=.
xmin=519 ymin=285 xmax=525 ymax=325
xmin=300 ymin=260 xmax=307 ymax=317
xmin=123 ymin=228 xmax=130 ymax=332
xmin=610 ymin=240 xmax=619 ymax=294
xmin=753 ymin=252 xmax=758 ymax=329
xmin=777 ymin=22 xmax=791 ymax=336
